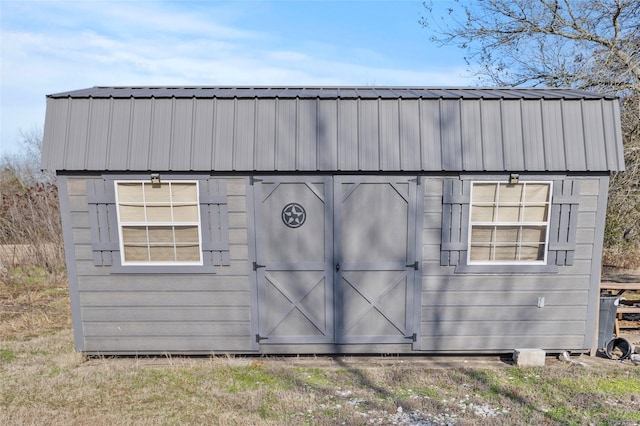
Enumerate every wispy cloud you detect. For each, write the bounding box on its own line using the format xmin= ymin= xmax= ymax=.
xmin=0 ymin=0 xmax=472 ymax=154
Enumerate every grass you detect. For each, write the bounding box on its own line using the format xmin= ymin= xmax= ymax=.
xmin=2 ymin=265 xmax=640 ymax=425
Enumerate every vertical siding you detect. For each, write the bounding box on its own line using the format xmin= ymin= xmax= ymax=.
xmin=85 ymin=99 xmax=111 ymax=170
xmin=317 ymin=99 xmax=338 ymax=170
xmin=440 ymin=100 xmax=462 ymax=170
xmin=480 ymin=101 xmax=504 ymax=170
xmin=502 ymin=100 xmax=525 ymax=170
xmin=419 ymin=176 xmax=603 ymax=352
xmin=297 ymin=99 xmax=318 ymax=170
xmin=126 ymin=99 xmax=152 ymax=170
xmin=170 ymin=98 xmax=195 ymax=171
xmin=43 ymin=95 xmax=624 ymax=173
xmin=255 ymin=99 xmax=277 ymax=171
xmin=234 ymin=99 xmax=255 ymax=170
xmin=65 ymin=99 xmax=91 ymax=170
xmin=399 ymin=100 xmax=421 ymax=170
xmin=63 ymin=176 xmax=254 ymax=353
xmin=338 ymin=100 xmax=358 ymax=170
xmin=460 ymin=100 xmax=483 ymax=170
xmin=379 ymin=99 xmax=401 ymax=170
xmin=213 ymin=99 xmax=235 ymax=170
xmin=521 ymin=100 xmax=545 ymax=170
xmin=149 ymin=98 xmax=174 ymax=170
xmin=419 ymin=100 xmax=442 ymax=170
xmin=191 ymin=99 xmax=215 ymax=170
xmin=276 ymin=99 xmax=297 ymax=170
xmin=358 ymin=99 xmax=380 ymax=170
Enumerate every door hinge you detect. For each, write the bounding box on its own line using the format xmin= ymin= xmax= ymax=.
xmin=250 ymin=177 xmax=263 ymax=185
xmin=405 ymin=333 xmax=417 ymax=342
xmin=253 ymin=262 xmax=266 ymax=271
xmin=256 ymin=334 xmax=268 ymax=343
xmin=406 ymin=261 xmax=419 ymax=270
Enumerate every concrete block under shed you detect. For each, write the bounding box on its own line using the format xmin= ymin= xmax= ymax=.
xmin=513 ymin=348 xmax=546 ymax=367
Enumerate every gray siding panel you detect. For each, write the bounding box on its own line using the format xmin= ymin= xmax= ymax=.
xmin=480 ymin=101 xmax=504 ymax=170
xmin=60 ymin=175 xmax=255 ymax=353
xmin=522 ymin=100 xmax=545 ymax=170
xmin=86 ymin=99 xmax=111 ymax=170
xmin=317 ymin=100 xmax=338 ymax=170
xmin=127 ymin=99 xmax=152 ymax=170
xmin=502 ymin=100 xmax=525 ymax=170
xmin=461 ymin=100 xmax=483 ymax=170
xmin=255 ymin=99 xmax=277 ymax=171
xmin=191 ymin=99 xmax=215 ymax=170
xmin=43 ymin=89 xmax=624 ymax=172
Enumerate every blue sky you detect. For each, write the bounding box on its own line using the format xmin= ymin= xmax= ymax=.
xmin=0 ymin=0 xmax=474 ymax=156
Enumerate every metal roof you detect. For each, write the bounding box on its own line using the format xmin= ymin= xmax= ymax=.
xmin=48 ymin=86 xmax=616 ymax=100
xmin=42 ymin=86 xmax=625 ymax=172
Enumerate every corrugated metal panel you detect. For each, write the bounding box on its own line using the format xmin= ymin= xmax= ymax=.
xmin=521 ymin=100 xmax=545 ymax=171
xmin=481 ymin=100 xmax=504 ymax=170
xmin=502 ymin=100 xmax=525 ymax=171
xmin=42 ymin=86 xmax=625 ymax=172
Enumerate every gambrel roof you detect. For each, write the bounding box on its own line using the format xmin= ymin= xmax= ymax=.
xmin=42 ymin=86 xmax=625 ymax=172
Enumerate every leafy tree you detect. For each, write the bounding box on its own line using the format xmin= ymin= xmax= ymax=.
xmin=422 ymin=0 xmax=640 ymax=265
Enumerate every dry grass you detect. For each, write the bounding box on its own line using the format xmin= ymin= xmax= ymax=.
xmin=2 ymin=267 xmax=640 ymax=425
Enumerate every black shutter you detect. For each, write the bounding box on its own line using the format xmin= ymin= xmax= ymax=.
xmin=548 ymin=179 xmax=580 ymax=266
xmin=441 ymin=178 xmax=471 ymax=266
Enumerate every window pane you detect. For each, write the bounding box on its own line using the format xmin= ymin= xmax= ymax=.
xmin=497 ymin=206 xmax=521 ymax=222
xmin=149 ymin=246 xmax=176 ymax=261
xmin=471 ymin=205 xmax=495 ymax=221
xmin=176 ymin=245 xmax=201 ymax=261
xmin=498 ymin=184 xmax=523 ymax=203
xmin=147 ymin=227 xmax=175 ymax=243
xmin=174 ymin=226 xmax=199 ymax=242
xmin=520 ymin=244 xmax=545 ymax=261
xmin=119 ymin=205 xmax=145 ymax=222
xmin=521 ymin=226 xmax=547 ymax=243
xmin=122 ymin=226 xmax=147 ymax=242
xmin=472 ymin=184 xmax=497 ymax=202
xmin=470 ymin=245 xmax=492 ymax=261
xmin=525 ymin=184 xmax=550 ymax=202
xmin=524 ymin=205 xmax=548 ymax=221
xmin=495 ymin=227 xmax=519 ymax=243
xmin=172 ymin=183 xmax=198 ymax=202
xmin=471 ymin=226 xmax=494 ymax=243
xmin=494 ymin=244 xmax=518 ymax=261
xmin=124 ymin=245 xmax=149 ymax=262
xmin=144 ymin=183 xmax=171 ymax=203
xmin=118 ymin=183 xmax=143 ymax=202
xmin=146 ymin=206 xmax=172 ymax=222
xmin=173 ymin=205 xmax=199 ymax=222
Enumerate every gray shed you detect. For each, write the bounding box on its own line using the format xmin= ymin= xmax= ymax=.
xmin=42 ymin=86 xmax=625 ymax=355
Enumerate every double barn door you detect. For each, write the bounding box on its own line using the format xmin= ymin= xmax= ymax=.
xmin=253 ymin=176 xmax=420 ymax=345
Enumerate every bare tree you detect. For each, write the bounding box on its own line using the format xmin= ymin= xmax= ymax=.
xmin=422 ymin=0 xmax=640 ymax=264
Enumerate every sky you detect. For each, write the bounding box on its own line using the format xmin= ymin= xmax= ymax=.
xmin=0 ymin=0 xmax=475 ymax=156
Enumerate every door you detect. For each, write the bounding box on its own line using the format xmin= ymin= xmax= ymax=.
xmin=253 ymin=177 xmax=334 ymax=344
xmin=253 ymin=176 xmax=419 ymax=346
xmin=334 ymin=176 xmax=418 ymax=343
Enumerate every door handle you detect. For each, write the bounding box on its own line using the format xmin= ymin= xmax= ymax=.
xmin=336 ymin=263 xmax=340 ymax=272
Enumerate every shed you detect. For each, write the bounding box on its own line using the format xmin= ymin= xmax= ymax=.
xmin=42 ymin=86 xmax=625 ymax=355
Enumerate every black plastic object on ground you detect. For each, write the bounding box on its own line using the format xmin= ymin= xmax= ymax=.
xmin=598 ymin=294 xmax=620 ymax=349
xmin=605 ymin=337 xmax=632 ymax=360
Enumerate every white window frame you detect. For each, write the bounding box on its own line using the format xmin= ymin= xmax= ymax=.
xmin=114 ymin=180 xmax=203 ymax=266
xmin=467 ymin=181 xmax=552 ymax=265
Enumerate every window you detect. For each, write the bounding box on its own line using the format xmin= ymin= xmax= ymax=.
xmin=115 ymin=181 xmax=202 ymax=265
xmin=468 ymin=182 xmax=551 ymax=264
